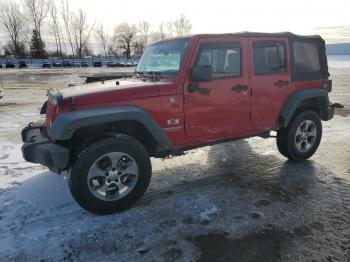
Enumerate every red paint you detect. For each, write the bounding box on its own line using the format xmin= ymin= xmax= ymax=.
xmin=46 ymin=34 xmax=330 ymax=149
xmin=249 ymin=36 xmax=292 ymax=130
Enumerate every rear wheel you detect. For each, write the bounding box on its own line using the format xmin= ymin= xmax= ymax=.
xmin=276 ymin=110 xmax=322 ymax=161
xmin=68 ymin=136 xmax=151 ymax=214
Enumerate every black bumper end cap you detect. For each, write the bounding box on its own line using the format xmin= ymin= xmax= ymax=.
xmin=22 ymin=140 xmax=69 ymax=173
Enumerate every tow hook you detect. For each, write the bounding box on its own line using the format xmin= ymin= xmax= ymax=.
xmin=330 ymin=103 xmax=344 ymax=109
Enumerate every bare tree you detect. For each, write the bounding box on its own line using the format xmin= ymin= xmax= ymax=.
xmin=113 ymin=23 xmax=137 ymax=59
xmin=48 ymin=0 xmax=62 ymax=57
xmin=133 ymin=40 xmax=145 ymax=58
xmin=60 ymin=0 xmax=74 ymax=56
xmin=95 ymin=23 xmax=109 ymax=60
xmin=152 ymin=22 xmax=167 ymax=42
xmin=138 ymin=20 xmax=150 ymax=47
xmin=22 ymin=0 xmax=49 ymax=41
xmin=23 ymin=24 xmax=32 ymax=52
xmin=107 ymin=45 xmax=120 ymax=59
xmin=0 ymin=1 xmax=26 ymax=57
xmin=71 ymin=9 xmax=95 ymax=59
xmin=174 ymin=14 xmax=192 ymax=36
xmin=166 ymin=21 xmax=174 ymax=38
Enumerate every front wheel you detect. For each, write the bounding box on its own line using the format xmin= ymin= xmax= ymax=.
xmin=68 ymin=136 xmax=152 ymax=214
xmin=276 ymin=110 xmax=322 ymax=161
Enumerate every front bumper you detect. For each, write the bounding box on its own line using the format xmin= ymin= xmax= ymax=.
xmin=21 ymin=120 xmax=70 ymax=173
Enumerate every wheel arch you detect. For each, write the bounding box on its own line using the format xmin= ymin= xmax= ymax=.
xmin=50 ymin=106 xmax=172 ymax=154
xmin=279 ymin=88 xmax=330 ymax=128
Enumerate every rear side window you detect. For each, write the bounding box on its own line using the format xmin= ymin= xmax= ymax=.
xmin=291 ymin=38 xmax=329 ymax=82
xmin=293 ymin=42 xmax=320 ymax=72
xmin=196 ymin=42 xmax=241 ymax=78
xmin=253 ymin=41 xmax=286 ymax=74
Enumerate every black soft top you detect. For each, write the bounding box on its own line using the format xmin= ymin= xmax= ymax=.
xmin=195 ymin=32 xmax=324 ymax=40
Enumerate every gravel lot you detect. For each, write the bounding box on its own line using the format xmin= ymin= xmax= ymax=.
xmin=0 ymin=67 xmax=349 ymax=261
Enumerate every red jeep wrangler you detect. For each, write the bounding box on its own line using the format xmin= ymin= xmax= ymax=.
xmin=22 ymin=32 xmax=337 ymax=214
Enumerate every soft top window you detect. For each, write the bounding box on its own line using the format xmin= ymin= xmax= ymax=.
xmin=291 ymin=38 xmax=329 ymax=82
xmin=293 ymin=42 xmax=320 ymax=72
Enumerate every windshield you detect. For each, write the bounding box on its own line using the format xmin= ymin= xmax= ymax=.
xmin=137 ymin=38 xmax=190 ymax=75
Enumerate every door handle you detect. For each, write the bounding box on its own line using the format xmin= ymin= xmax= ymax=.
xmin=274 ymin=79 xmax=289 ymax=87
xmin=231 ymin=84 xmax=248 ymax=92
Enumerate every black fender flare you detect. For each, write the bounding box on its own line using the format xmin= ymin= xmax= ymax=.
xmin=49 ymin=105 xmax=172 ymax=150
xmin=279 ymin=88 xmax=331 ymax=128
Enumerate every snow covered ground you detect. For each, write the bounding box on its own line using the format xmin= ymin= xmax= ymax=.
xmin=0 ymin=68 xmax=350 ymax=261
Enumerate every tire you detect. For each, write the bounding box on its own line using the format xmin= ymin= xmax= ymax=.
xmin=68 ymin=136 xmax=152 ymax=214
xmin=276 ymin=110 xmax=322 ymax=161
xmin=276 ymin=127 xmax=289 ymax=158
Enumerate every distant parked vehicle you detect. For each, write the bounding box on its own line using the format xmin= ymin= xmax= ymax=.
xmin=93 ymin=61 xmax=102 ymax=67
xmin=81 ymin=61 xmax=89 ymax=67
xmin=42 ymin=61 xmax=51 ymax=68
xmin=118 ymin=61 xmax=126 ymax=67
xmin=0 ymin=88 xmax=3 ymax=99
xmin=18 ymin=61 xmax=28 ymax=68
xmin=5 ymin=61 xmax=15 ymax=68
xmin=62 ymin=60 xmax=72 ymax=68
xmin=52 ymin=62 xmax=62 ymax=68
xmin=106 ymin=61 xmax=116 ymax=67
xmin=73 ymin=61 xmax=80 ymax=67
xmin=132 ymin=61 xmax=139 ymax=67
xmin=126 ymin=61 xmax=133 ymax=67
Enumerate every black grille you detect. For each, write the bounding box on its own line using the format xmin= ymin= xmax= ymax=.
xmin=40 ymin=125 xmax=49 ymax=138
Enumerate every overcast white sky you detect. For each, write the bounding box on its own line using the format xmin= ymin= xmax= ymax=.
xmin=66 ymin=0 xmax=350 ymax=42
xmin=0 ymin=0 xmax=350 ymax=53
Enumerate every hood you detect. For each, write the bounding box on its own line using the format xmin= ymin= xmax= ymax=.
xmin=60 ymin=79 xmax=160 ymax=107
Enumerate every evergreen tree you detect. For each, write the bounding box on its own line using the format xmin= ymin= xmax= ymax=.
xmin=30 ymin=29 xmax=47 ymax=58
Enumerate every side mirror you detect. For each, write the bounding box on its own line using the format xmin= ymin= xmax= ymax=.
xmin=191 ymin=65 xmax=212 ymax=82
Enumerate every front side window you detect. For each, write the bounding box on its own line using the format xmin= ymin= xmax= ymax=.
xmin=196 ymin=42 xmax=241 ymax=78
xmin=137 ymin=38 xmax=189 ymax=75
xmin=253 ymin=41 xmax=286 ymax=74
xmin=293 ymin=41 xmax=320 ymax=72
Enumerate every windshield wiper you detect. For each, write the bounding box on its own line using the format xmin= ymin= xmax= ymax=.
xmin=144 ymin=71 xmax=161 ymax=81
xmin=135 ymin=71 xmax=146 ymax=80
xmin=135 ymin=71 xmax=162 ymax=81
